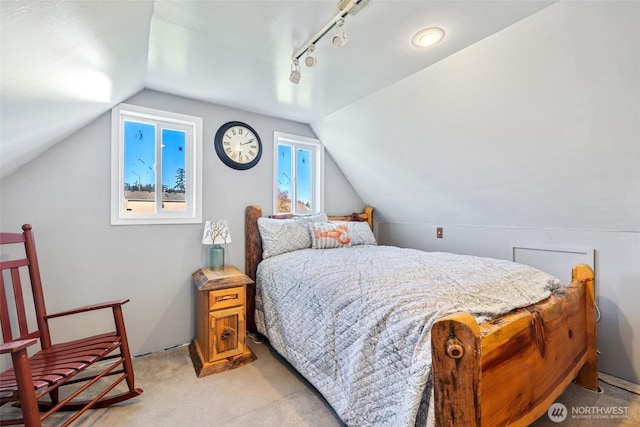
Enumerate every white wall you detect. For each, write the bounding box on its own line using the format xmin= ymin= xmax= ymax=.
xmin=314 ymin=1 xmax=640 ymax=383
xmin=0 ymin=89 xmax=363 ymax=357
xmin=379 ymin=222 xmax=640 ymax=383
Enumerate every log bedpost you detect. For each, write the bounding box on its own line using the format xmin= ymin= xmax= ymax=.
xmin=244 ymin=205 xmax=262 ymax=282
xmin=572 ymin=264 xmax=598 ymax=391
xmin=244 ymin=205 xmax=263 ymax=332
xmin=431 ymin=312 xmax=482 ymax=427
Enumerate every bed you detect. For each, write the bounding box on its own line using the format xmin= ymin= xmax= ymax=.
xmin=244 ymin=205 xmax=597 ymax=426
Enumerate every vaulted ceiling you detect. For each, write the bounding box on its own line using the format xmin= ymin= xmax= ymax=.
xmin=0 ymin=0 xmax=555 ymax=178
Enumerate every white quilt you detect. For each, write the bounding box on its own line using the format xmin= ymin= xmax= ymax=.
xmin=255 ymin=246 xmax=562 ymax=426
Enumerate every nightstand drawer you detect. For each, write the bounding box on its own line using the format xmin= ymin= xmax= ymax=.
xmin=209 ymin=286 xmax=245 ymax=311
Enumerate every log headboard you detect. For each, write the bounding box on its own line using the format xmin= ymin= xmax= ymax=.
xmin=244 ymin=205 xmax=373 ymax=282
xmin=244 ymin=205 xmax=374 ymax=331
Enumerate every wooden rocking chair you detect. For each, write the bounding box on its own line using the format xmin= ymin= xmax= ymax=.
xmin=0 ymin=225 xmax=142 ymax=426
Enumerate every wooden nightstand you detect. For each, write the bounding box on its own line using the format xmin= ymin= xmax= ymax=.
xmin=188 ymin=265 xmax=256 ymax=377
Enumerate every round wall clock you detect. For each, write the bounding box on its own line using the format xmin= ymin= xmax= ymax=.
xmin=214 ymin=121 xmax=262 ymax=170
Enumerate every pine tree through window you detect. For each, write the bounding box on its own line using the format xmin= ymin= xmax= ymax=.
xmin=111 ymin=104 xmax=202 ymax=225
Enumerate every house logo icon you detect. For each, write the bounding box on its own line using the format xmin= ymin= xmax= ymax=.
xmin=548 ymin=402 xmax=568 ymax=423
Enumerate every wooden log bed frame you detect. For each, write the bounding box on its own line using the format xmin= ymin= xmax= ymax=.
xmin=244 ymin=205 xmax=598 ymax=426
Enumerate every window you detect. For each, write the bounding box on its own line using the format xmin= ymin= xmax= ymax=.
xmin=111 ymin=104 xmax=202 ymax=225
xmin=273 ymin=132 xmax=324 ymax=215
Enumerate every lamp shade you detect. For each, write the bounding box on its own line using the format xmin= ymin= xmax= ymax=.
xmin=202 ymin=220 xmax=232 ymax=245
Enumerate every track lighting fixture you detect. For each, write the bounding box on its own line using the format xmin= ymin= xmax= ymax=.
xmin=304 ymin=44 xmax=317 ymax=67
xmin=288 ymin=0 xmax=369 ymax=84
xmin=331 ymin=19 xmax=347 ymax=48
xmin=289 ymin=59 xmax=301 ymax=84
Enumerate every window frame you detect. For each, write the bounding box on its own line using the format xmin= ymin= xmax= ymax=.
xmin=110 ymin=103 xmax=203 ymax=225
xmin=273 ymin=131 xmax=324 ymax=215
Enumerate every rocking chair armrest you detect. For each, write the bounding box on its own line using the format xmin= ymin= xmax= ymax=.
xmin=0 ymin=338 xmax=38 ymax=354
xmin=44 ymin=298 xmax=130 ymax=320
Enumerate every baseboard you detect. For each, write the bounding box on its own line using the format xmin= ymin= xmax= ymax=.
xmin=599 ymin=371 xmax=640 ymax=395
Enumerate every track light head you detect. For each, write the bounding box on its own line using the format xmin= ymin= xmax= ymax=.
xmin=289 ymin=59 xmax=301 ymax=84
xmin=304 ymin=44 xmax=317 ymax=67
xmin=331 ymin=19 xmax=347 ymax=48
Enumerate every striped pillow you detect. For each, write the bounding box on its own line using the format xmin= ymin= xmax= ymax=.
xmin=310 ymin=222 xmax=352 ymax=249
xmin=333 ymin=221 xmax=377 ymax=246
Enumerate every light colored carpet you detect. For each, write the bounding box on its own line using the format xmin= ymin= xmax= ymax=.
xmin=2 ymin=339 xmax=639 ymax=426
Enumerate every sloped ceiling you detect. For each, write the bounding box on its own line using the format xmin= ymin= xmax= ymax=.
xmin=313 ymin=1 xmax=640 ymax=230
xmin=0 ymin=0 xmax=555 ymax=178
xmin=1 ymin=0 xmax=153 ymax=178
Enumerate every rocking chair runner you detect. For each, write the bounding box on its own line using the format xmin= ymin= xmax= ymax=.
xmin=0 ymin=224 xmax=142 ymax=426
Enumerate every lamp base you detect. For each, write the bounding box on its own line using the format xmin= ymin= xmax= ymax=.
xmin=210 ymin=244 xmax=225 ymax=270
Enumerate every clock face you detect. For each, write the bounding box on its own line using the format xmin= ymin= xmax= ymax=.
xmin=214 ymin=121 xmax=262 ymax=170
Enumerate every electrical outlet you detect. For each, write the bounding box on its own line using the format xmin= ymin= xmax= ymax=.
xmin=436 ymin=227 xmax=443 ymax=239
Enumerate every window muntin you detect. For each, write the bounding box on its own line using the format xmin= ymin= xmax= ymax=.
xmin=111 ymin=104 xmax=202 ymax=225
xmin=273 ymin=132 xmax=324 ymax=215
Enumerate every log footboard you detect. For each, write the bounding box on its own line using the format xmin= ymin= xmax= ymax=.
xmin=431 ymin=264 xmax=597 ymax=426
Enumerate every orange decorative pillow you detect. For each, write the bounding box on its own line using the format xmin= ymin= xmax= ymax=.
xmin=310 ymin=223 xmax=352 ymax=249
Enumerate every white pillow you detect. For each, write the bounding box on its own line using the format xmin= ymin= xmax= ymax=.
xmin=347 ymin=221 xmax=377 ymax=246
xmin=258 ymin=212 xmax=328 ymax=259
xmin=294 ymin=212 xmax=328 ymax=223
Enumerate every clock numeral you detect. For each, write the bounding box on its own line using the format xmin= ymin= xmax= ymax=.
xmin=223 ymin=141 xmax=230 ymax=146
xmin=250 ymin=144 xmax=257 ymax=149
xmin=248 ymin=150 xmax=256 ymax=157
xmin=225 ymin=147 xmax=232 ymax=154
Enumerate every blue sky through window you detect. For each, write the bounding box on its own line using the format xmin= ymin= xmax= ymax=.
xmin=296 ymin=148 xmax=311 ymax=205
xmin=277 ymin=145 xmax=292 ymax=197
xmin=277 ymin=145 xmax=311 ymax=209
xmin=124 ymin=121 xmax=186 ymax=190
xmin=161 ymin=129 xmax=186 ymax=190
xmin=124 ymin=121 xmax=155 ymax=187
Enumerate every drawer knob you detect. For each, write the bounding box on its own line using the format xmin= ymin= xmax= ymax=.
xmin=221 ymin=329 xmax=233 ymax=341
xmin=446 ymin=338 xmax=464 ymax=359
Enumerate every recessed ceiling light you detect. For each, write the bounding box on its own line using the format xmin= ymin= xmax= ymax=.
xmin=411 ymin=27 xmax=445 ymax=48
